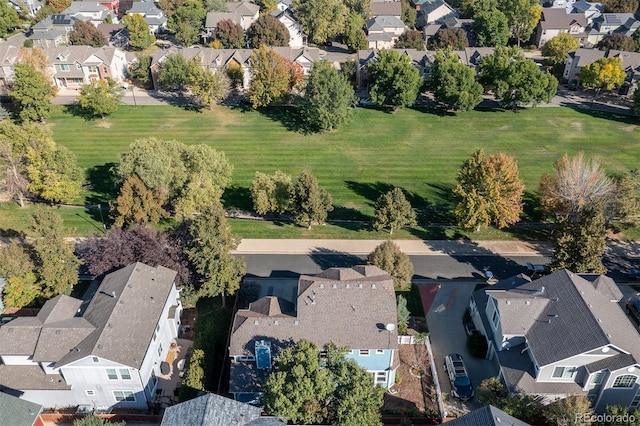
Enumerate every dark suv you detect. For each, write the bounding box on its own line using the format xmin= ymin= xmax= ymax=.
xmin=444 ymin=353 xmax=474 ymax=401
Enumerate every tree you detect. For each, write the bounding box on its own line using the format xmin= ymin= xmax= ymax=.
xmin=367 ymin=240 xmax=414 ymax=289
xmin=18 ymin=47 xmax=49 ymax=73
xmin=2 ymin=273 xmax=40 ymax=308
xmin=79 ymin=79 xmax=123 ymax=119
xmin=396 ymin=295 xmax=410 ymax=334
xmin=499 ymin=0 xmax=541 ymax=46
xmin=214 ymin=19 xmax=245 ymax=48
xmin=430 ymin=49 xmax=483 ymax=112
xmin=29 ymin=209 xmax=82 ymax=298
xmin=343 ymin=13 xmax=367 ymax=52
xmin=634 ymin=86 xmax=640 ymax=115
xmin=603 ymin=406 xmax=640 ymax=426
xmin=539 ymin=153 xmax=613 ymax=273
xmin=0 ymin=240 xmax=34 ymax=278
xmin=343 ymin=0 xmax=371 ymax=18
xmin=130 ymin=54 xmax=152 ymax=84
xmin=250 ymin=170 xmax=293 ymax=215
xmin=291 ymin=0 xmax=347 ymax=44
xmin=602 ymin=0 xmax=637 ymax=12
xmin=373 ymin=187 xmax=416 ymax=234
xmin=179 ymin=348 xmax=205 ymax=400
xmin=368 ymin=49 xmax=422 ymax=109
xmin=0 ymin=121 xmax=30 ymax=207
xmin=226 ymin=61 xmax=244 ymax=89
xmin=25 ymin=142 xmax=83 ymax=204
xmin=263 ymin=340 xmax=384 ymax=426
xmin=246 ymin=14 xmax=289 ymax=48
xmin=73 ymin=415 xmax=125 ymax=426
xmin=472 ymin=9 xmax=509 ymax=47
xmin=112 ymin=174 xmax=169 ymax=227
xmin=300 ymin=60 xmax=355 ymax=132
xmin=48 ymin=0 xmax=71 ymax=12
xmin=580 ymin=56 xmax=626 ymax=97
xmin=428 ymin=28 xmax=468 ymax=50
xmin=168 ymin=0 xmax=206 ymax=45
xmin=0 ymin=0 xmax=19 ymax=38
xmin=185 ymin=200 xmax=246 ymax=307
xmin=613 ymin=172 xmax=640 ymax=227
xmin=249 ymin=45 xmax=301 ymax=107
xmin=597 ymin=33 xmax=637 ymax=52
xmin=158 ymin=0 xmax=186 ymax=15
xmin=0 ymin=241 xmax=39 ymax=308
xmin=158 ymin=53 xmax=190 ymax=91
xmin=479 ymin=46 xmax=557 ymax=108
xmin=204 ymin=0 xmax=225 ymax=11
xmin=544 ymin=395 xmax=594 ymax=426
xmin=77 ymin=223 xmax=191 ymax=285
xmin=123 ymin=13 xmax=155 ymax=50
xmin=291 ymin=171 xmax=333 ymax=229
xmin=10 ymin=63 xmax=57 ymax=122
xmin=453 ymin=149 xmax=525 ymax=232
xmin=541 ymin=33 xmax=579 ymax=65
xmin=400 ymin=0 xmax=416 ymax=28
xmin=477 ymin=377 xmax=544 ymax=423
xmin=394 ymin=30 xmax=424 ymax=50
xmin=187 ymin=56 xmax=230 ymax=108
xmin=69 ymin=20 xmax=108 ymax=47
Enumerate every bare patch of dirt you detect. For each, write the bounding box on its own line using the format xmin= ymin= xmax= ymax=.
xmin=622 ymin=125 xmax=637 ymax=132
xmin=546 ymin=120 xmax=558 ymax=127
xmin=607 ymin=229 xmax=625 ymax=240
xmin=498 ymin=125 xmax=510 ymax=130
xmin=571 ymin=122 xmax=583 ymax=130
xmin=96 ymin=121 xmax=111 ymax=128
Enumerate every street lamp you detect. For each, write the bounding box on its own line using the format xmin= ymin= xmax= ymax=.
xmin=123 ymin=83 xmax=137 ymax=107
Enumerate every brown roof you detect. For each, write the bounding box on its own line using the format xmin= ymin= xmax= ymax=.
xmin=370 ymin=1 xmax=402 ymax=17
xmin=540 ymin=8 xmax=587 ymax=29
xmin=0 ymin=365 xmax=71 ymax=391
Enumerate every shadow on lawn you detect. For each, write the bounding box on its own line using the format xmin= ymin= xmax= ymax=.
xmin=222 ymin=185 xmax=252 ymax=211
xmin=63 ymin=104 xmax=98 ymax=121
xmin=84 ymin=163 xmax=118 ymax=226
xmin=569 ymin=105 xmax=638 ymax=125
xmin=256 ymin=106 xmax=307 ymax=133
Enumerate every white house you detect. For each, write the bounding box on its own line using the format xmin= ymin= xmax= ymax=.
xmin=0 ymin=263 xmax=182 ymax=411
xmin=365 ymin=15 xmax=408 ymax=49
xmin=43 ymin=46 xmax=128 ymax=88
xmin=270 ymin=9 xmax=305 ymax=48
xmin=535 ymin=8 xmax=588 ymax=47
xmin=63 ymin=1 xmax=118 ymax=26
xmin=126 ymin=1 xmax=167 ymax=34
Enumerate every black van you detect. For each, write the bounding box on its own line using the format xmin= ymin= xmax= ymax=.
xmin=626 ymin=300 xmax=640 ymax=327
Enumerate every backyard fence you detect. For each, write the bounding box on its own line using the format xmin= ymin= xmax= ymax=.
xmin=424 ymin=335 xmax=446 ymax=420
xmin=397 ymin=335 xmax=416 ymax=344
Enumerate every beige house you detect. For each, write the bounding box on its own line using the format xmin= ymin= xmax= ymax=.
xmin=535 ymin=8 xmax=588 ymax=47
xmin=43 ymin=46 xmax=128 ymax=89
xmin=365 ymin=15 xmax=408 ymax=49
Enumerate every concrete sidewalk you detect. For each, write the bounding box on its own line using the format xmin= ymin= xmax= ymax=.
xmin=232 ymin=239 xmax=554 ymax=256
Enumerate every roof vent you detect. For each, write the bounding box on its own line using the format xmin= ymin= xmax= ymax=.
xmin=332 ymin=284 xmax=337 ymax=289
xmin=506 ymin=300 xmax=511 ymax=305
xmin=55 ymin=330 xmax=61 ymax=335
xmin=274 ymin=320 xmax=279 ymax=326
xmin=525 ymin=300 xmax=530 ymax=305
xmin=346 ymin=284 xmax=351 ymax=289
xmin=372 ymin=284 xmax=376 ymax=289
xmin=358 ymin=284 xmax=363 ymax=289
xmin=254 ymin=320 xmax=259 ymax=325
xmin=319 ymin=284 xmax=324 ymax=289
xmin=294 ymin=320 xmax=299 ymax=325
xmin=532 ymin=286 xmax=545 ymax=296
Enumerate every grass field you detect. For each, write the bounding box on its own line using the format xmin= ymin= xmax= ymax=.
xmin=3 ymin=104 xmax=639 ymax=238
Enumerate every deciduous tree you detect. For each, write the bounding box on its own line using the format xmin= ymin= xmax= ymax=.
xmin=2 ymin=273 xmax=40 ymax=308
xmin=73 ymin=416 xmax=125 ymax=426
xmin=10 ymin=63 xmax=57 ymax=122
xmin=158 ymin=53 xmax=190 ymax=91
xmin=479 ymin=46 xmax=557 ymax=108
xmin=47 ymin=0 xmax=71 ymax=13
xmin=499 ymin=0 xmax=541 ymax=46
xmin=395 ymin=29 xmax=424 ymax=50
xmin=69 ymin=20 xmax=108 ymax=46
xmin=168 ymin=0 xmax=206 ymax=45
xmin=204 ymin=0 xmax=225 ymax=11
xmin=612 ymin=172 xmax=640 ymax=228
xmin=29 ymin=209 xmax=82 ymax=298
xmin=0 ymin=0 xmax=19 ymax=38
xmin=580 ymin=56 xmax=626 ymax=97
xmin=367 ymin=240 xmax=414 ymax=289
xmin=214 ymin=19 xmax=245 ymax=48
xmin=185 ymin=200 xmax=245 ymax=307
xmin=472 ymin=8 xmax=509 ymax=47
xmin=430 ymin=49 xmax=482 ymax=112
xmin=453 ymin=149 xmax=525 ymax=231
xmin=400 ymin=0 xmax=416 ymax=27
xmin=79 ymin=79 xmax=124 ymax=119
xmin=300 ymin=59 xmax=355 ymax=132
xmin=291 ymin=171 xmax=333 ymax=229
xmin=250 ymin=170 xmax=293 ymax=215
xmin=368 ymin=48 xmax=422 ymax=109
xmin=477 ymin=377 xmax=544 ymax=423
xmin=77 ymin=223 xmax=191 ymax=285
xmin=130 ymin=54 xmax=152 ymax=84
xmin=25 ymin=142 xmax=83 ymax=204
xmin=291 ymin=0 xmax=347 ymax=43
xmin=249 ymin=45 xmax=301 ymax=107
xmin=186 ymin=56 xmax=230 ymax=108
xmin=0 ymin=240 xmax=39 ymax=308
xmin=541 ymin=33 xmax=579 ymax=65
xmin=343 ymin=13 xmax=367 ymax=52
xmin=123 ymin=13 xmax=155 ymax=50
xmin=544 ymin=395 xmax=594 ymax=426
xmin=246 ymin=14 xmax=289 ymax=47
xmin=373 ymin=187 xmax=416 ymax=234
xmin=602 ymin=0 xmax=637 ymax=13
xmin=596 ymin=33 xmax=637 ymax=52
xmin=344 ymin=0 xmax=371 ymax=18
xmin=552 ymin=207 xmax=607 ymax=273
xmin=112 ymin=174 xmax=169 ymax=227
xmin=428 ymin=28 xmax=468 ymax=50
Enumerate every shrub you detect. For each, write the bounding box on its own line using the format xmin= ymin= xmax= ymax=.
xmin=466 ymin=333 xmax=488 ymax=358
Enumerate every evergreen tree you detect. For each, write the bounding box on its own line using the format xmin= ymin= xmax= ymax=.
xmin=367 ymin=240 xmax=414 ymax=289
xmin=613 ymin=172 xmax=640 ymax=228
xmin=551 ymin=206 xmax=607 ymax=273
xmin=291 ymin=171 xmax=333 ymax=229
xmin=396 ymin=295 xmax=410 ymax=334
xmin=373 ymin=187 xmax=417 ymax=234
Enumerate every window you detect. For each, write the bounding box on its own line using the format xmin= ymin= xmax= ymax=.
xmin=359 ymin=349 xmax=370 ymax=356
xmin=631 ymin=392 xmax=640 ymax=409
xmin=85 ymin=390 xmax=95 ymax=396
xmin=376 ymin=349 xmax=385 ymax=355
xmin=113 ymin=390 xmax=135 ymax=402
xmin=614 ymin=375 xmax=637 ymax=388
xmin=60 ymin=64 xmax=69 ymax=71
xmin=552 ymin=366 xmax=577 ymax=379
xmin=491 ymin=308 xmax=500 ymax=329
xmin=157 ymin=343 xmax=163 ymax=357
xmin=591 ymin=371 xmax=605 ymax=385
xmin=106 ymin=368 xmax=118 ymax=380
xmin=375 ymin=371 xmax=386 ymax=384
xmin=119 ymin=369 xmax=131 ymax=380
xmin=92 ymin=356 xmax=99 ymax=363
xmin=88 ymin=65 xmax=97 ymax=73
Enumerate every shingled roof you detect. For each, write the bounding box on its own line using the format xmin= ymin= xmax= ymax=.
xmin=445 ymin=404 xmax=530 ymax=426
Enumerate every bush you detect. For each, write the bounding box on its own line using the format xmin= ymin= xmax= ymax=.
xmin=23 ymin=39 xmax=33 ymax=47
xmin=179 ymin=348 xmax=205 ymax=401
xmin=395 ymin=370 xmax=402 ymax=385
xmin=466 ymin=333 xmax=488 ymax=358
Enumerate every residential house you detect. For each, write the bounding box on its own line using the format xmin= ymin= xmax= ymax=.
xmin=414 ymin=0 xmax=457 ymax=28
xmin=29 ymin=14 xmax=74 ymax=48
xmin=365 ymin=15 xmax=408 ymax=49
xmin=270 ymin=9 xmax=305 ymax=48
xmin=586 ymin=13 xmax=640 ymax=45
xmin=126 ymin=1 xmax=167 ymax=34
xmin=204 ymin=1 xmax=260 ymax=40
xmin=0 ymin=263 xmax=182 ymax=411
xmin=82 ymin=0 xmax=120 ymax=13
xmin=150 ymin=46 xmax=319 ymax=90
xmin=0 ymin=44 xmax=20 ymax=94
xmin=275 ymin=0 xmax=291 ymax=12
xmin=161 ymin=392 xmax=286 ymax=425
xmin=0 ymin=392 xmax=44 ymax=426
xmin=7 ymin=0 xmax=41 ymax=17
xmin=44 ymin=46 xmax=128 ymax=88
xmin=563 ymin=47 xmax=640 ymax=88
xmin=97 ymin=23 xmax=128 ymax=48
xmin=370 ymin=0 xmax=402 ymax=18
xmin=64 ymin=1 xmax=118 ymax=26
xmin=551 ymin=0 xmax=603 ymax=22
xmin=356 ymin=48 xmax=434 ymax=90
xmin=469 ymin=269 xmax=640 ymax=412
xmin=445 ymin=405 xmax=530 ymax=426
xmin=535 ymin=8 xmax=588 ymax=47
xmin=228 ymin=266 xmax=399 ymax=403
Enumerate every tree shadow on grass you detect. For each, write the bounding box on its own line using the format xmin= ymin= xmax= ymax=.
xmin=330 ymin=205 xmax=371 ymax=222
xmin=255 ymin=106 xmax=306 ymax=133
xmin=222 ymin=185 xmax=252 ymax=211
xmin=569 ymin=103 xmax=637 ymax=125
xmin=63 ymin=103 xmax=98 ymax=121
xmin=84 ymin=163 xmax=118 ymax=226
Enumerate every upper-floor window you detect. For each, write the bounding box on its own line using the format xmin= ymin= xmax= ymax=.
xmin=614 ymin=375 xmax=637 ymax=388
xmin=591 ymin=371 xmax=605 ymax=385
xmin=88 ymin=65 xmax=97 ymax=73
xmin=552 ymin=366 xmax=577 ymax=379
xmin=60 ymin=64 xmax=69 ymax=71
xmin=106 ymin=368 xmax=118 ymax=380
xmin=92 ymin=356 xmax=99 ymax=363
xmin=376 ymin=349 xmax=385 ymax=355
xmin=113 ymin=390 xmax=135 ymax=402
xmin=491 ymin=309 xmax=500 ymax=329
xmin=157 ymin=343 xmax=163 ymax=357
xmin=119 ymin=369 xmax=131 ymax=380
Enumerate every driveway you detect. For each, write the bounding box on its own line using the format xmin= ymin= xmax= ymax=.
xmin=425 ymin=281 xmax=498 ymax=417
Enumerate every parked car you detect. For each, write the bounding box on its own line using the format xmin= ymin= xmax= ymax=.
xmin=526 ymin=263 xmax=549 ymax=276
xmin=627 ymin=299 xmax=640 ymax=328
xmin=444 ymin=353 xmax=474 ymax=401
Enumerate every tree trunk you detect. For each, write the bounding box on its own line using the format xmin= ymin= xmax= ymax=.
xmin=17 ymin=192 xmax=24 ymax=208
xmin=475 ymin=223 xmax=482 ymax=233
xmin=308 ymin=220 xmax=312 ymax=230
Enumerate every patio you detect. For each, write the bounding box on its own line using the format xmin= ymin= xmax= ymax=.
xmin=153 ymin=338 xmax=193 ymax=408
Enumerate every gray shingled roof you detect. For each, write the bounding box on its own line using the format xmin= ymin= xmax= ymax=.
xmin=227 ymin=1 xmax=259 ymax=16
xmin=585 ymin=353 xmax=636 ymax=373
xmin=370 ymin=1 xmax=402 ymax=17
xmin=445 ymin=404 xmax=530 ymax=426
xmin=0 ymin=365 xmax=71 ymax=391
xmin=366 ymin=15 xmax=407 ymax=31
xmin=0 ymin=391 xmax=42 ymax=426
xmin=128 ymin=0 xmax=162 ymax=15
xmin=160 ymin=392 xmax=262 ymax=426
xmin=540 ymin=8 xmax=587 ymax=29
xmin=229 ymin=266 xmax=397 ymax=356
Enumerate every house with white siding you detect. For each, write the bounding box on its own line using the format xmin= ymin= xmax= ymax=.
xmin=43 ymin=46 xmax=128 ymax=88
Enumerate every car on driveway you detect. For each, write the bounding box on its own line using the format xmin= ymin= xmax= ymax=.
xmin=444 ymin=353 xmax=474 ymax=401
xmin=526 ymin=262 xmax=549 ymax=276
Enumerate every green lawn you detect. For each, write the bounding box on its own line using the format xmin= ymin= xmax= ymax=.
xmin=3 ymin=104 xmax=639 ymax=238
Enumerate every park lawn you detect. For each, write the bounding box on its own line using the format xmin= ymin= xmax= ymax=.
xmin=2 ymin=104 xmax=636 ymax=238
